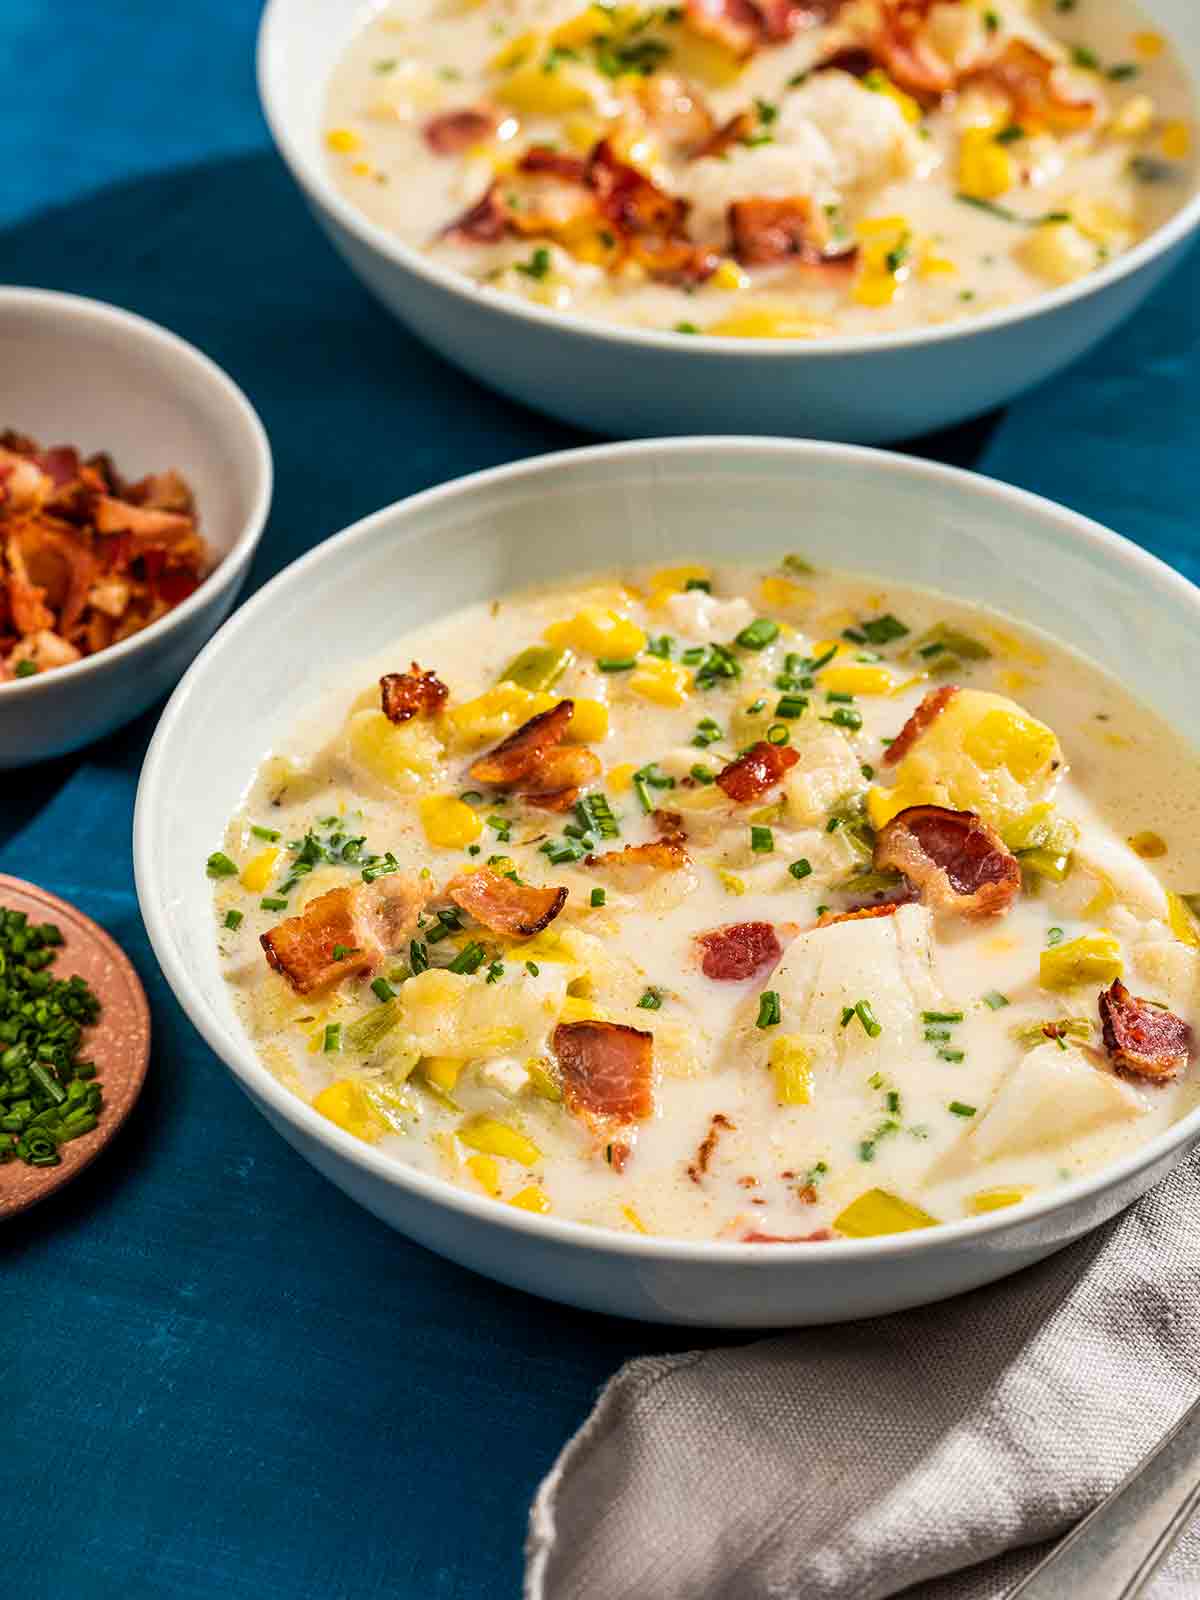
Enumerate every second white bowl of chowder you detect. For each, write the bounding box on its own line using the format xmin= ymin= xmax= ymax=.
xmin=260 ymin=0 xmax=1200 ymax=439
xmin=136 ymin=440 xmax=1200 ymax=1326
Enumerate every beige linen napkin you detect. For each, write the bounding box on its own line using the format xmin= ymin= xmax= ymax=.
xmin=526 ymin=1153 xmax=1200 ymax=1600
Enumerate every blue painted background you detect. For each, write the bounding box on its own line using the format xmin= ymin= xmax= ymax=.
xmin=2 ymin=3 xmax=1197 ymax=1596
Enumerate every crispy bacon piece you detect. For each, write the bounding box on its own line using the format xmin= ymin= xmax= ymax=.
xmin=694 ymin=110 xmax=755 ymax=161
xmin=424 ymin=107 xmax=497 ymax=155
xmin=128 ymin=468 xmax=193 ymax=513
xmin=446 ymin=865 xmax=567 ymax=939
xmin=260 ymin=875 xmax=426 ymax=995
xmin=742 ymin=1228 xmax=836 ymax=1243
xmin=874 ymin=804 xmax=1020 ymax=918
xmin=728 ymin=198 xmax=859 ymax=279
xmin=874 ymin=0 xmax=956 ymax=100
xmin=817 ymin=902 xmax=903 ymax=928
xmin=653 ymin=810 xmax=687 ymax=845
xmin=379 ymin=662 xmax=449 ymax=724
xmin=687 ymin=1111 xmax=735 ymax=1183
xmin=554 ymin=1020 xmax=654 ymax=1125
xmin=636 ymin=74 xmax=716 ymax=155
xmin=814 ymin=45 xmax=873 ymax=77
xmin=469 ymin=700 xmax=573 ymax=786
xmin=715 ymin=739 xmax=800 ymax=803
xmin=586 ymin=839 xmax=690 ymax=872
xmin=10 ymin=523 xmax=98 ymax=635
xmin=518 ymin=145 xmax=589 ymax=183
xmin=697 ymin=921 xmax=781 ymax=981
xmin=1099 ymin=979 xmax=1192 ymax=1085
xmin=587 ymin=140 xmax=719 ymax=285
xmin=882 ymin=684 xmax=959 ymax=766
xmin=91 ymin=495 xmax=194 ymax=543
xmin=442 ymin=183 xmax=510 ymax=243
xmin=976 ymin=39 xmax=1097 ymax=134
xmin=519 ymin=745 xmax=603 ymax=798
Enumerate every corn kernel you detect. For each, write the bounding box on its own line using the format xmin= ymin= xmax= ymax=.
xmin=630 ymin=656 xmax=691 ymax=707
xmin=866 ymin=782 xmax=923 ymax=831
xmin=510 ymin=1184 xmax=552 ymax=1213
xmin=769 ymin=1035 xmax=813 ymax=1106
xmin=853 ymin=215 xmax=912 ymax=307
xmin=970 ymin=1186 xmax=1033 ymax=1214
xmin=489 ymin=29 xmax=540 ymax=71
xmin=712 ymin=258 xmax=749 ymax=291
xmin=607 ymin=761 xmax=637 ymax=792
xmin=466 ymin=1153 xmax=502 ymax=1196
xmin=420 ymin=794 xmax=483 ymax=849
xmin=545 ymin=606 xmax=646 ymax=659
xmin=622 ymin=1204 xmax=649 ymax=1233
xmin=326 ymin=128 xmax=362 ymax=154
xmin=569 ymin=697 xmax=610 ymax=742
xmin=999 ymin=669 xmax=1031 ymax=695
xmin=820 ymin=662 xmax=896 ymax=697
xmin=963 ymin=708 xmax=1059 ymax=785
xmin=446 ymin=682 xmax=536 ymax=745
xmin=497 ymin=61 xmax=592 ymax=114
xmin=1040 ymin=931 xmax=1123 ymax=991
xmin=551 ymin=5 xmax=615 ymax=47
xmin=1129 ymin=830 xmax=1167 ymax=859
xmin=1111 ymin=94 xmax=1155 ymax=138
xmin=759 ymin=576 xmax=812 ymax=611
xmin=458 ymin=1115 xmax=542 ymax=1166
xmin=560 ymin=996 xmax=603 ymax=1023
xmin=348 ymin=707 xmax=445 ymax=788
xmin=958 ymin=128 xmax=1015 ymax=200
xmin=717 ymin=869 xmax=746 ymax=896
xmin=1161 ymin=119 xmax=1191 ymax=160
xmin=313 ymin=1079 xmax=387 ymax=1142
xmin=919 ymin=245 xmax=957 ymax=278
xmin=1133 ymin=30 xmax=1164 ymax=60
xmin=1167 ymin=893 xmax=1200 ymax=949
xmin=708 ymin=308 xmax=830 ymax=338
xmin=565 ymin=115 xmax=604 ymax=151
xmin=350 ymin=159 xmax=373 ymax=177
xmin=1019 ymin=221 xmax=1095 ymax=286
xmin=834 ymin=1188 xmax=938 ymax=1238
xmin=240 ymin=846 xmax=280 ymax=893
xmin=423 ymin=1056 xmax=465 ymax=1093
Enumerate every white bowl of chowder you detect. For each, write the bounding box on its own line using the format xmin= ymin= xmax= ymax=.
xmin=136 ymin=439 xmax=1200 ymax=1326
xmin=260 ymin=0 xmax=1199 ymax=441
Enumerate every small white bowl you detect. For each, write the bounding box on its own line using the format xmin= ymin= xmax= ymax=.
xmin=135 ymin=438 xmax=1200 ymax=1327
xmin=0 ymin=289 xmax=272 ymax=766
xmin=258 ymin=0 xmax=1200 ymax=443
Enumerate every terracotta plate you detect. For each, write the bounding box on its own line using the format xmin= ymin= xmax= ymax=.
xmin=0 ymin=874 xmax=150 ymax=1218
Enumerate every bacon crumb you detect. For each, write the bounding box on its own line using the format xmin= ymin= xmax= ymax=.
xmin=261 ymin=875 xmax=426 ymax=994
xmin=687 ymin=1112 xmax=735 ymax=1183
xmin=882 ymin=684 xmax=959 ymax=766
xmin=697 ymin=921 xmax=782 ymax=981
xmin=742 ymin=1228 xmax=837 ymax=1243
xmin=469 ymin=700 xmax=573 ymax=787
xmin=874 ymin=805 xmax=1020 ymax=919
xmin=737 ymin=1175 xmax=759 ymax=1189
xmin=795 ymin=1184 xmax=818 ymax=1205
xmin=585 ymin=839 xmax=690 ymax=872
xmin=715 ymin=740 xmax=799 ymax=803
xmin=446 ymin=865 xmax=567 ymax=939
xmin=554 ymin=1021 xmax=655 ymax=1135
xmin=424 ymin=107 xmax=497 ymax=155
xmin=817 ymin=902 xmax=902 ymax=928
xmin=653 ymin=809 xmax=688 ymax=844
xmin=379 ymin=662 xmax=448 ymax=723
xmin=1099 ymin=979 xmax=1192 ymax=1084
xmin=518 ymin=145 xmax=589 ymax=183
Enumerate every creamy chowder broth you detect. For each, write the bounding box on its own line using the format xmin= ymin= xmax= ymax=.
xmin=324 ymin=0 xmax=1196 ymax=337
xmin=216 ymin=563 xmax=1200 ymax=1243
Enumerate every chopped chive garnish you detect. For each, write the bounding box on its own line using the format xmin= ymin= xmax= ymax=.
xmin=331 ymin=944 xmax=354 ymax=961
xmin=486 ymin=960 xmax=505 ymax=985
xmin=1047 ymin=926 xmax=1065 ymax=945
xmin=577 ymin=792 xmax=620 ymax=840
xmin=983 ymin=990 xmax=1010 ymax=1010
xmin=860 ymin=763 xmax=875 ymax=780
xmin=590 ymin=888 xmax=606 ymax=907
xmin=409 ymin=939 xmax=429 ymax=974
xmin=826 ymin=817 xmax=842 ymax=833
xmin=756 ymin=991 xmax=781 ymax=1029
xmin=371 ymin=977 xmax=396 ymax=1002
xmin=886 ymin=1090 xmax=901 ymax=1114
xmin=206 ymin=851 xmax=238 ymax=879
xmin=526 ymin=961 xmax=540 ymax=976
xmin=860 ymin=614 xmax=908 ymax=646
xmin=362 ymin=853 xmax=400 ymax=883
xmin=692 ymin=717 xmax=723 ymax=748
xmin=1107 ymin=61 xmax=1138 ymax=79
xmin=842 ymin=1006 xmax=856 ymax=1028
xmin=825 ymin=707 xmax=863 ymax=731
xmin=854 ymin=999 xmax=882 ymax=1038
xmin=13 ymin=659 xmax=38 ymax=678
xmin=646 ymin=635 xmax=674 ymax=658
xmin=808 ymin=644 xmax=838 ymax=673
xmin=260 ymin=896 xmax=288 ymax=912
xmin=223 ymin=909 xmax=243 ymax=931
xmin=925 ymin=1027 xmax=951 ymax=1043
xmin=775 ymin=694 xmax=807 ymax=719
xmin=766 ymin=723 xmax=789 ymax=746
xmin=750 ymin=825 xmax=774 ymax=853
xmin=460 ymin=790 xmax=484 ymax=805
xmin=448 ymin=941 xmax=487 ymax=975
xmin=685 ymin=577 xmax=711 ymax=592
xmin=826 ymin=691 xmax=855 ymax=704
xmin=250 ymin=824 xmax=282 ymax=842
xmin=948 ymin=1100 xmax=976 ymax=1117
xmin=938 ymin=1048 xmax=965 ymax=1064
xmin=323 ymin=1023 xmax=342 ymax=1053
xmin=736 ymin=618 xmax=779 ymax=651
xmin=746 ymin=697 xmax=767 ymax=716
xmin=486 ymin=816 xmax=512 ymax=843
xmin=690 ymin=764 xmax=715 ymax=784
xmin=637 ymin=987 xmax=662 ymax=1010
xmin=789 ymin=858 xmax=812 ymax=880
xmin=922 ymin=1010 xmax=964 ymax=1024
xmin=598 ymin=656 xmax=638 ymax=672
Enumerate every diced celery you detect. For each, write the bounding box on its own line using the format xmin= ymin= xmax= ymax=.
xmin=500 ymin=645 xmax=572 ymax=693
xmin=527 ymin=1059 xmax=563 ymax=1102
xmin=345 ymin=998 xmax=402 ymax=1055
xmin=912 ymin=622 xmax=992 ymax=666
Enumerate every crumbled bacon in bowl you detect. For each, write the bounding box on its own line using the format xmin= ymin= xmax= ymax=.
xmin=0 ymin=431 xmax=211 ymax=683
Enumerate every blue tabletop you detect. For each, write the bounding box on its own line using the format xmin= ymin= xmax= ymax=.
xmin=3 ymin=5 xmax=1199 ymax=1597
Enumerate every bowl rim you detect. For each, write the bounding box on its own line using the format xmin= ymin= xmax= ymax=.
xmin=257 ymin=0 xmax=1200 ymax=359
xmin=135 ymin=436 xmax=1200 ymax=1264
xmin=0 ymin=286 xmax=273 ymax=701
